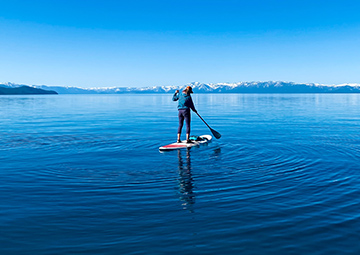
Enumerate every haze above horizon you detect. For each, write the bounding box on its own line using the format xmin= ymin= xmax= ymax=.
xmin=1 ymin=0 xmax=360 ymax=88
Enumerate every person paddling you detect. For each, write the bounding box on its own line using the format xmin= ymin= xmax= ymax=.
xmin=173 ymin=86 xmax=197 ymax=143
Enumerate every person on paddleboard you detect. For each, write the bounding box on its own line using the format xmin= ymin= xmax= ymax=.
xmin=172 ymin=86 xmax=197 ymax=143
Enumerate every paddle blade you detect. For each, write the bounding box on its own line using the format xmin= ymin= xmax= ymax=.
xmin=210 ymin=128 xmax=221 ymax=139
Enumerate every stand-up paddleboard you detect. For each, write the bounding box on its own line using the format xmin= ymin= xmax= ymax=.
xmin=159 ymin=135 xmax=212 ymax=151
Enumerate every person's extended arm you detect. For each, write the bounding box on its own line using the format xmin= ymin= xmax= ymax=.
xmin=189 ymin=97 xmax=197 ymax=113
xmin=172 ymin=90 xmax=179 ymax=101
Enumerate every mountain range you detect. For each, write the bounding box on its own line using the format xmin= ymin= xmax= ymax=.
xmin=0 ymin=84 xmax=57 ymax=95
xmin=1 ymin=81 xmax=360 ymax=94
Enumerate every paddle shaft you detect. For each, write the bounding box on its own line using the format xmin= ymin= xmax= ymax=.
xmin=195 ymin=112 xmax=212 ymax=129
xmin=195 ymin=111 xmax=221 ymax=139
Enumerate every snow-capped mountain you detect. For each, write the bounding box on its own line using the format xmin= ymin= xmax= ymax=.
xmin=1 ymin=81 xmax=360 ymax=94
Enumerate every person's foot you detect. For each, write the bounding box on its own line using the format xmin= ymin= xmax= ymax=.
xmin=177 ymin=139 xmax=181 ymax=143
xmin=186 ymin=139 xmax=194 ymax=144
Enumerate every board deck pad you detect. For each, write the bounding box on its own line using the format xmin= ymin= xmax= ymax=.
xmin=159 ymin=135 xmax=212 ymax=151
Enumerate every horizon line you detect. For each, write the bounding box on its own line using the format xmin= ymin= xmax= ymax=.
xmin=2 ymin=80 xmax=360 ymax=89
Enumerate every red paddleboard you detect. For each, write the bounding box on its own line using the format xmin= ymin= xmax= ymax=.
xmin=159 ymin=135 xmax=212 ymax=151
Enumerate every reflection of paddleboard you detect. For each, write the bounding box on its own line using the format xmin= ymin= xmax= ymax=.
xmin=159 ymin=135 xmax=212 ymax=151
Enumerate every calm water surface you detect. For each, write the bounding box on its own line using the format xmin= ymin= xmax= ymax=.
xmin=1 ymin=94 xmax=360 ymax=254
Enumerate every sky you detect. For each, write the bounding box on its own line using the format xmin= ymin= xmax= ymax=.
xmin=1 ymin=0 xmax=360 ymax=88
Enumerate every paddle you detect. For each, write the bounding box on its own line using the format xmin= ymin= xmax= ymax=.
xmin=195 ymin=112 xmax=221 ymax=139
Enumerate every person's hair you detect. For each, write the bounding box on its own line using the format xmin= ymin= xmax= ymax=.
xmin=183 ymin=86 xmax=193 ymax=95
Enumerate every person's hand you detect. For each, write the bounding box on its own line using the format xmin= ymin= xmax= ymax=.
xmin=194 ymin=110 xmax=197 ymax=113
xmin=175 ymin=90 xmax=179 ymax=93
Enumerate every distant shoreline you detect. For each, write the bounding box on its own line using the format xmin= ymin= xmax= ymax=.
xmin=0 ymin=85 xmax=57 ymax=95
xmin=2 ymin=81 xmax=360 ymax=94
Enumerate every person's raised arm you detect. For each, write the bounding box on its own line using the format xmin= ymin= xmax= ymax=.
xmin=172 ymin=90 xmax=179 ymax=101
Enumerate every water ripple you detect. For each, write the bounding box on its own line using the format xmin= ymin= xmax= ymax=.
xmin=2 ymin=94 xmax=360 ymax=254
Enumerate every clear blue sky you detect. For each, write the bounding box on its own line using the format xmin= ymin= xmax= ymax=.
xmin=1 ymin=0 xmax=360 ymax=87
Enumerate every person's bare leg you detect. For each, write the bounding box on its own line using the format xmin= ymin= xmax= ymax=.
xmin=186 ymin=133 xmax=193 ymax=143
xmin=177 ymin=133 xmax=181 ymax=143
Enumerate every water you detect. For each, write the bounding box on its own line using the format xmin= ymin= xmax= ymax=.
xmin=1 ymin=94 xmax=360 ymax=254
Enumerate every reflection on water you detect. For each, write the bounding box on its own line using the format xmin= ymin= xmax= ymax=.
xmin=177 ymin=149 xmax=195 ymax=212
xmin=212 ymin=147 xmax=222 ymax=158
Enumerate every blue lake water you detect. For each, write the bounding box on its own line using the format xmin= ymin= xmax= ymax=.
xmin=1 ymin=94 xmax=360 ymax=254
